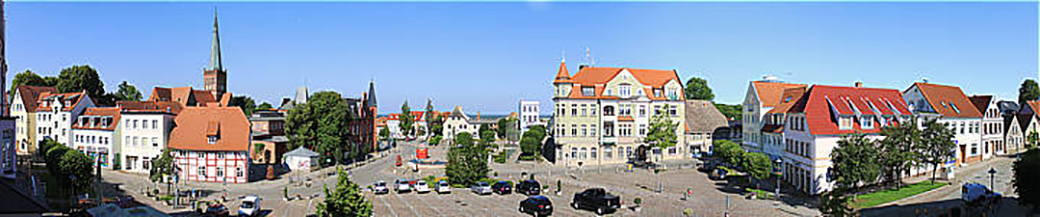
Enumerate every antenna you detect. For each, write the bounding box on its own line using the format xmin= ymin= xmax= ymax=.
xmin=585 ymin=47 xmax=592 ymax=65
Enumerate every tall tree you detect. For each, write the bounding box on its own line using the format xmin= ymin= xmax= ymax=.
xmin=9 ymin=70 xmax=50 ymax=99
xmin=831 ymin=134 xmax=880 ymax=190
xmin=59 ymin=150 xmax=95 ymax=194
xmin=311 ymin=92 xmax=351 ymax=164
xmin=399 ymin=101 xmax=414 ymax=139
xmin=1029 ymin=131 xmax=1039 ymax=148
xmin=316 ymin=168 xmax=373 ymax=217
xmin=713 ymin=140 xmax=744 ymax=166
xmin=1013 ymin=149 xmax=1040 ymax=210
xmin=256 ymin=102 xmax=273 ymax=110
xmin=445 ymin=132 xmax=489 ymax=186
xmin=425 ymin=99 xmax=435 ymax=137
xmin=684 ymin=77 xmax=715 ymax=101
xmin=819 ymin=185 xmax=854 ymax=217
xmin=114 ymin=81 xmax=143 ymax=101
xmin=918 ymin=120 xmax=956 ymax=184
xmin=1020 ymin=79 xmax=1040 ymax=106
xmin=645 ymin=104 xmax=679 ymax=149
xmin=378 ymin=126 xmax=390 ymax=142
xmin=56 ymin=65 xmax=106 ymax=101
xmin=742 ymin=152 xmax=773 ymax=188
xmin=230 ymin=96 xmax=257 ymax=117
xmin=714 ymin=103 xmax=742 ymax=121
xmin=878 ymin=117 xmax=919 ymax=188
xmin=286 ymin=99 xmax=317 ymax=150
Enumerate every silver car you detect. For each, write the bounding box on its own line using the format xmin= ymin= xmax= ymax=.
xmin=471 ymin=182 xmax=492 ymax=195
xmin=394 ymin=179 xmax=412 ymax=193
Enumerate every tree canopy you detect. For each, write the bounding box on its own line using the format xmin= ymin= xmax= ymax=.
xmin=742 ymin=152 xmax=773 ymax=182
xmin=399 ymin=101 xmax=414 ymax=139
xmin=645 ymin=104 xmax=679 ymax=149
xmin=316 ymin=168 xmax=373 ymax=217
xmin=286 ymin=91 xmax=353 ymax=163
xmin=712 ymin=140 xmax=744 ymax=166
xmin=714 ymin=103 xmax=742 ymax=121
xmin=149 ymin=149 xmax=175 ymax=183
xmin=1013 ymin=149 xmax=1040 ymax=210
xmin=257 ymin=102 xmax=273 ymax=110
xmin=918 ymin=120 xmax=956 ymax=184
xmin=57 ymin=65 xmax=106 ymax=102
xmin=1020 ymin=79 xmax=1040 ymax=106
xmin=229 ymin=96 xmax=257 ymax=117
xmin=115 ymin=81 xmax=143 ymax=102
xmin=878 ymin=117 xmax=919 ymax=188
xmin=831 ymin=134 xmax=880 ymax=189
xmin=445 ymin=132 xmax=489 ymax=186
xmin=684 ymin=77 xmax=715 ymax=101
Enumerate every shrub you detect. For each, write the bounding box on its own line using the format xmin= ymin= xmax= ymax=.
xmin=683 ymin=208 xmax=694 ymax=216
xmin=634 ymin=197 xmax=643 ymax=205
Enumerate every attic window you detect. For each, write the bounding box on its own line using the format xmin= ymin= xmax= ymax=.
xmin=951 ymin=103 xmax=960 ymax=114
xmin=784 ymin=96 xmax=792 ymax=103
xmin=207 ymin=136 xmax=218 ymax=144
xmin=582 ymin=87 xmax=595 ymax=96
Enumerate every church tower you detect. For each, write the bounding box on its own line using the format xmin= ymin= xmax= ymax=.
xmin=204 ymin=10 xmax=227 ymax=101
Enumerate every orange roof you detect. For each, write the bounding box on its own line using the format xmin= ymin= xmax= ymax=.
xmin=15 ymin=85 xmax=57 ymax=113
xmin=193 ymin=90 xmax=217 ymax=104
xmin=752 ymin=81 xmax=807 ymax=107
xmin=72 ymin=107 xmax=121 ymax=131
xmin=168 ymin=107 xmax=250 ymax=152
xmin=116 ymin=101 xmax=183 ymax=114
xmin=909 ymin=82 xmax=983 ymax=118
xmin=561 ymin=66 xmax=682 ymax=100
xmin=553 ymin=61 xmax=572 ymax=84
xmin=35 ymin=91 xmax=88 ymax=112
xmin=766 ymin=87 xmax=807 ymax=114
xmin=150 ymin=86 xmax=219 ymax=107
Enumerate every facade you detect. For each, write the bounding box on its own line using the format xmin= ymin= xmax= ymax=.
xmin=519 ymin=100 xmax=542 ymax=134
xmin=249 ymin=110 xmax=287 ymax=164
xmin=344 ymin=81 xmax=378 ymax=154
xmin=10 ymin=85 xmax=56 ymax=155
xmin=781 ymin=84 xmax=912 ymax=195
xmin=1017 ymin=101 xmax=1040 ymax=151
xmin=443 ymin=106 xmax=478 ymax=144
xmin=969 ymin=95 xmax=1003 ymax=158
xmin=551 ymin=60 xmax=687 ymax=167
xmin=998 ymin=101 xmax=1025 ymax=155
xmin=115 ymin=101 xmax=179 ymax=174
xmin=683 ymin=100 xmax=728 ymax=154
xmin=70 ymin=107 xmax=121 ymax=169
xmin=34 ymin=91 xmax=94 ymax=146
xmin=170 ymin=107 xmax=250 ymax=183
xmin=903 ymin=82 xmax=984 ymax=165
xmin=385 ymin=111 xmax=426 ymax=139
xmin=203 ymin=12 xmax=227 ymax=101
xmin=741 ymin=78 xmax=807 ymax=159
xmin=760 ymin=87 xmax=808 ymax=161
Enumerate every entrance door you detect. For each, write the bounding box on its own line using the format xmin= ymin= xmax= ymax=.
xmin=959 ymin=145 xmax=966 ymax=164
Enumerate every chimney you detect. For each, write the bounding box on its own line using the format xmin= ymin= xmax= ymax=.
xmin=854 ymin=81 xmax=863 ymax=88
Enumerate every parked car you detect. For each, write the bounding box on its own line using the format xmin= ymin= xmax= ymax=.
xmin=395 ymin=179 xmax=412 ymax=193
xmin=415 ymin=180 xmax=431 ymax=194
xmin=492 ymin=181 xmax=513 ymax=195
xmin=238 ymin=195 xmax=262 ymax=217
xmin=519 ymin=195 xmax=553 ymax=216
xmin=571 ymin=188 xmax=620 ymax=215
xmin=436 ymin=180 xmax=452 ymax=194
xmin=373 ymin=181 xmax=389 ymax=194
xmin=471 ymin=182 xmax=493 ymax=195
xmin=204 ymin=203 xmax=229 ymax=217
xmin=962 ymin=183 xmax=1002 ymax=205
xmin=517 ymin=180 xmax=541 ymax=195
xmin=709 ymin=168 xmax=728 ymax=180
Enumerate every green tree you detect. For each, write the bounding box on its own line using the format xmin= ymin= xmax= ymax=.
xmin=445 ymin=132 xmax=489 ymax=186
xmin=257 ymin=102 xmax=273 ymax=110
xmin=497 ymin=117 xmax=518 ymax=140
xmin=644 ymin=104 xmax=679 ymax=149
xmin=399 ymin=101 xmax=414 ymax=139
xmin=918 ymin=120 xmax=956 ymax=184
xmin=56 ymin=65 xmax=106 ymax=102
xmin=429 ymin=135 xmax=442 ymax=146
xmin=819 ymin=185 xmax=854 ymax=217
xmin=520 ymin=135 xmax=541 ymax=157
xmin=712 ymin=140 xmax=744 ymax=166
xmin=316 ymin=168 xmax=373 ymax=217
xmin=114 ymin=81 xmax=143 ymax=101
xmin=684 ymin=77 xmax=714 ymax=101
xmin=742 ymin=152 xmax=772 ymax=187
xmin=1029 ymin=131 xmax=1039 ymax=148
xmin=311 ymin=92 xmax=351 ymax=164
xmin=379 ymin=126 xmax=390 ymax=142
xmin=9 ymin=70 xmax=51 ymax=99
xmin=479 ymin=123 xmax=491 ymax=137
xmin=59 ymin=150 xmax=95 ymax=194
xmin=831 ymin=134 xmax=880 ymax=190
xmin=425 ymin=99 xmax=436 ymax=137
xmin=878 ymin=117 xmax=919 ymax=188
xmin=1013 ymin=149 xmax=1040 ymax=210
xmin=1020 ymin=79 xmax=1040 ymax=106
xmin=230 ymin=96 xmax=257 ymax=117
xmin=714 ymin=103 xmax=742 ymax=121
xmin=149 ymin=149 xmax=174 ymax=183
xmin=480 ymin=130 xmax=496 ymax=149
xmin=286 ymin=99 xmax=316 ymax=150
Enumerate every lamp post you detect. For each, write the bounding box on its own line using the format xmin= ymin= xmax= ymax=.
xmin=775 ymin=158 xmax=782 ymax=200
xmin=988 ymin=167 xmax=997 ymax=190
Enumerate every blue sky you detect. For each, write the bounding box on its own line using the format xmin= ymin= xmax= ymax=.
xmin=6 ymin=2 xmax=1037 ymax=115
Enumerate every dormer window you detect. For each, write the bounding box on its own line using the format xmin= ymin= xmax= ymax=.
xmin=861 ymin=116 xmax=874 ymax=129
xmin=839 ymin=116 xmax=853 ymax=130
xmin=208 ymin=136 xmax=218 ymax=144
xmin=619 ymin=84 xmax=631 ymax=98
xmin=653 ymin=89 xmax=662 ymax=98
xmin=581 ymin=87 xmax=595 ymax=96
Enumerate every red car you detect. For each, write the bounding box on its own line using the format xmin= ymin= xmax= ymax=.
xmin=205 ymin=203 xmax=229 ymax=217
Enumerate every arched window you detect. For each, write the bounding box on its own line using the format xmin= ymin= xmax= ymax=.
xmin=603 ymin=106 xmax=615 ymax=116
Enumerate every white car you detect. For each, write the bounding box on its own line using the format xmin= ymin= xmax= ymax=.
xmin=373 ymin=181 xmax=389 ymax=194
xmin=471 ymin=182 xmax=492 ymax=195
xmin=414 ymin=180 xmax=431 ymax=194
xmin=436 ymin=180 xmax=451 ymax=194
xmin=394 ymin=179 xmax=412 ymax=193
xmin=238 ymin=195 xmax=262 ymax=217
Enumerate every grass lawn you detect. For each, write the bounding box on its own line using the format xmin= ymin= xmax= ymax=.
xmin=850 ymin=181 xmax=948 ymax=209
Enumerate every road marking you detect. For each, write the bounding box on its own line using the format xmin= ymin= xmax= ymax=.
xmin=378 ymin=194 xmax=399 ymax=217
xmin=410 ymin=192 xmax=445 ymax=216
xmin=393 ymin=192 xmax=421 ymax=216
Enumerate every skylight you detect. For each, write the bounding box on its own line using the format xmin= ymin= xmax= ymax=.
xmin=951 ymin=102 xmax=960 ymax=114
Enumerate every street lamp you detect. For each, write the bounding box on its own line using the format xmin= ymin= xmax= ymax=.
xmin=775 ymin=158 xmax=782 ymax=200
xmin=988 ymin=167 xmax=997 ymax=190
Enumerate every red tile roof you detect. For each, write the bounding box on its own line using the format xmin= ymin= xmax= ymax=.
xmin=15 ymin=85 xmax=57 ymax=113
xmin=562 ymin=66 xmax=682 ymax=100
xmin=150 ymin=86 xmax=219 ymax=107
xmin=168 ymin=107 xmax=249 ymax=152
xmin=766 ymin=87 xmax=807 ymax=114
xmin=788 ymin=85 xmax=911 ymax=135
xmin=116 ymin=101 xmax=183 ymax=114
xmin=71 ymin=107 xmax=121 ymax=131
xmin=968 ymin=95 xmax=993 ymax=117
xmin=553 ymin=61 xmax=572 ymax=84
xmin=35 ymin=91 xmax=88 ymax=112
xmin=753 ymin=81 xmax=807 ymax=107
xmin=908 ymin=82 xmax=983 ymax=118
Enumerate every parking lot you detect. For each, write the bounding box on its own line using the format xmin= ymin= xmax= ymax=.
xmin=366 ymin=182 xmax=619 ymax=217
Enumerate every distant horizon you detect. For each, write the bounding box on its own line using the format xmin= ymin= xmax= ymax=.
xmin=7 ymin=2 xmax=1036 ymax=114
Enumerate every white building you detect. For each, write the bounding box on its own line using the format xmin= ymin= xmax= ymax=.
xmin=781 ymin=84 xmax=912 ymax=195
xmin=442 ymin=106 xmax=478 ymax=144
xmin=71 ymin=107 xmax=121 ymax=169
xmin=519 ymin=100 xmax=542 ymax=134
xmin=34 ymin=91 xmax=94 ymax=146
xmin=741 ymin=77 xmax=806 ymax=160
xmin=969 ymin=95 xmax=1003 ymax=159
xmin=384 ymin=111 xmax=426 ymax=140
xmin=115 ymin=101 xmax=179 ymax=174
xmin=10 ymin=85 xmax=56 ymax=155
xmin=904 ymin=82 xmax=984 ymax=165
